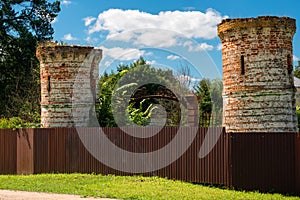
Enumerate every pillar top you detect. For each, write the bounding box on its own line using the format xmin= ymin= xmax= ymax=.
xmin=218 ymin=16 xmax=296 ymax=40
xmin=36 ymin=41 xmax=102 ymax=63
xmin=36 ymin=41 xmax=96 ymax=52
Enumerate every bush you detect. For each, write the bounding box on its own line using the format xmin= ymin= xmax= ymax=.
xmin=296 ymin=106 xmax=300 ymax=131
xmin=0 ymin=117 xmax=40 ymax=129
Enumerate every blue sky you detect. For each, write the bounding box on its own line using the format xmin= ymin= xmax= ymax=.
xmin=51 ymin=0 xmax=300 ymax=80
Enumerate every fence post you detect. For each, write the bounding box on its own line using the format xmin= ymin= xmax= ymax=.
xmin=186 ymin=94 xmax=198 ymax=127
xmin=295 ymin=133 xmax=300 ymax=195
xmin=0 ymin=129 xmax=17 ymax=174
xmin=16 ymin=129 xmax=34 ymax=174
xmin=225 ymin=131 xmax=232 ymax=188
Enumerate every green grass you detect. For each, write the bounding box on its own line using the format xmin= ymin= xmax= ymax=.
xmin=0 ymin=174 xmax=298 ymax=200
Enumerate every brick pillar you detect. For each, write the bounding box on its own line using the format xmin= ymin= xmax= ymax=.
xmin=218 ymin=16 xmax=297 ymax=132
xmin=186 ymin=94 xmax=198 ymax=127
xmin=36 ymin=44 xmax=102 ymax=127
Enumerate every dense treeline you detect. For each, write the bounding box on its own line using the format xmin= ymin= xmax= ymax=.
xmin=0 ymin=1 xmax=224 ymax=128
xmin=0 ymin=0 xmax=60 ymax=123
xmin=96 ymin=58 xmax=186 ymax=127
xmin=97 ymin=57 xmax=223 ymax=127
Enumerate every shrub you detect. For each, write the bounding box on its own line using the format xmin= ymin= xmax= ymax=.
xmin=0 ymin=117 xmax=40 ymax=129
xmin=296 ymin=106 xmax=300 ymax=131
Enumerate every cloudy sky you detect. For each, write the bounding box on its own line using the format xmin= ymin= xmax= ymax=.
xmin=52 ymin=0 xmax=300 ymax=79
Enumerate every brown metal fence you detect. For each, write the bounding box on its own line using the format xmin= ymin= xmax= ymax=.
xmin=0 ymin=129 xmax=16 ymax=174
xmin=228 ymin=133 xmax=296 ymax=194
xmin=0 ymin=127 xmax=299 ymax=195
xmin=295 ymin=133 xmax=300 ymax=194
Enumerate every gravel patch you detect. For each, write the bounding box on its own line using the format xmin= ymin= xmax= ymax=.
xmin=0 ymin=190 xmax=118 ymax=200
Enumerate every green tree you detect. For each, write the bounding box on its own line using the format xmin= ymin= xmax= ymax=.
xmin=194 ymin=78 xmax=223 ymax=127
xmin=96 ymin=58 xmax=185 ymax=127
xmin=126 ymin=99 xmax=156 ymax=126
xmin=0 ymin=0 xmax=60 ymax=122
xmin=194 ymin=79 xmax=212 ymax=126
xmin=195 ymin=79 xmax=212 ymax=113
xmin=209 ymin=78 xmax=223 ymax=126
xmin=97 ymin=71 xmax=120 ymax=127
xmin=210 ymin=79 xmax=223 ymax=113
xmin=294 ymin=63 xmax=300 ymax=79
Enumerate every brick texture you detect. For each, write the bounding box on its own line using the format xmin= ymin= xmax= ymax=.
xmin=218 ymin=16 xmax=298 ymax=132
xmin=36 ymin=44 xmax=102 ymax=127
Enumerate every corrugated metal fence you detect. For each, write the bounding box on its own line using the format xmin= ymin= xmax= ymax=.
xmin=0 ymin=127 xmax=299 ymax=195
xmin=0 ymin=129 xmax=16 ymax=174
xmin=229 ymin=133 xmax=297 ymax=194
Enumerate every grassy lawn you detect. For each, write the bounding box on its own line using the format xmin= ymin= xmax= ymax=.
xmin=0 ymin=174 xmax=298 ymax=200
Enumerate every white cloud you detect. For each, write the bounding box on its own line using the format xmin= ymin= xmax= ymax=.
xmin=192 ymin=43 xmax=214 ymax=51
xmin=167 ymin=55 xmax=181 ymax=60
xmin=83 ymin=16 xmax=97 ymax=26
xmin=130 ymin=29 xmax=179 ymax=47
xmin=51 ymin=17 xmax=58 ymax=24
xmin=144 ymin=52 xmax=153 ymax=56
xmin=85 ymin=36 xmax=98 ymax=44
xmin=217 ymin=43 xmax=222 ymax=51
xmin=100 ymin=46 xmax=145 ymax=61
xmin=183 ymin=41 xmax=214 ymax=52
xmin=294 ymin=55 xmax=299 ymax=62
xmin=63 ymin=33 xmax=78 ymax=41
xmin=88 ymin=8 xmax=226 ymax=40
xmin=183 ymin=41 xmax=193 ymax=47
xmin=102 ymin=28 xmax=179 ymax=48
xmin=61 ymin=0 xmax=72 ymax=5
xmin=146 ymin=60 xmax=156 ymax=65
xmin=104 ymin=61 xmax=112 ymax=67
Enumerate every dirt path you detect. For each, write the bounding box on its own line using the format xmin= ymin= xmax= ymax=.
xmin=0 ymin=190 xmax=118 ymax=200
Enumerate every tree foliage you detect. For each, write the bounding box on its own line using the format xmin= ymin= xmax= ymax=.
xmin=209 ymin=78 xmax=223 ymax=114
xmin=0 ymin=0 xmax=60 ymax=122
xmin=194 ymin=78 xmax=223 ymax=126
xmin=96 ymin=58 xmax=185 ymax=127
xmin=126 ymin=99 xmax=156 ymax=126
xmin=0 ymin=117 xmax=40 ymax=128
xmin=195 ymin=79 xmax=212 ymax=115
xmin=294 ymin=62 xmax=300 ymax=79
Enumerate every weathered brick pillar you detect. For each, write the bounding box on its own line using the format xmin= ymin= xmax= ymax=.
xmin=36 ymin=44 xmax=102 ymax=127
xmin=186 ymin=94 xmax=198 ymax=127
xmin=218 ymin=16 xmax=297 ymax=132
